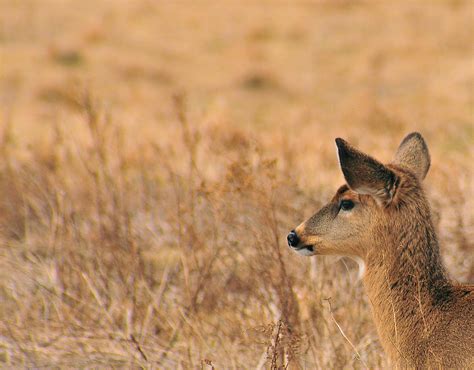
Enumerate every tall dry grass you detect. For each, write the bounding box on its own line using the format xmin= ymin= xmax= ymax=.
xmin=0 ymin=0 xmax=473 ymax=368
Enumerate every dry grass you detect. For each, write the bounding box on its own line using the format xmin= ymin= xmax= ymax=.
xmin=0 ymin=0 xmax=473 ymax=368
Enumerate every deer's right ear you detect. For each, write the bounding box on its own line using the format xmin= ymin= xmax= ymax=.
xmin=335 ymin=138 xmax=398 ymax=206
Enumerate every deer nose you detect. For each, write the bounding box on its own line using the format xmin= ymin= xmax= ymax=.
xmin=287 ymin=230 xmax=299 ymax=247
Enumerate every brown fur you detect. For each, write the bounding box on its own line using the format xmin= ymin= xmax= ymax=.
xmin=290 ymin=133 xmax=474 ymax=368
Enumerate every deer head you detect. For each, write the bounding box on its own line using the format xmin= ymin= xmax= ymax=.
xmin=287 ymin=132 xmax=431 ymax=260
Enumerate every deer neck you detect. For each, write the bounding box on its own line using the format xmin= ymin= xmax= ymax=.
xmin=362 ymin=217 xmax=452 ymax=363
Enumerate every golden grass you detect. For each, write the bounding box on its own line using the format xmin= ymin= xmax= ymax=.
xmin=0 ymin=0 xmax=473 ymax=367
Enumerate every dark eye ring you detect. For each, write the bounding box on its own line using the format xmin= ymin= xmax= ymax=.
xmin=340 ymin=199 xmax=355 ymax=211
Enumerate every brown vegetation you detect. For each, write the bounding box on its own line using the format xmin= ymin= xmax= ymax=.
xmin=0 ymin=0 xmax=472 ymax=367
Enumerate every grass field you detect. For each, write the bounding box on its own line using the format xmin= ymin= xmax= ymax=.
xmin=0 ymin=0 xmax=473 ymax=367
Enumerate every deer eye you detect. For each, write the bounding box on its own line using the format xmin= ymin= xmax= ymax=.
xmin=340 ymin=199 xmax=355 ymax=211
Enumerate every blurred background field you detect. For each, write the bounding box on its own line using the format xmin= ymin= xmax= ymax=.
xmin=0 ymin=0 xmax=473 ymax=367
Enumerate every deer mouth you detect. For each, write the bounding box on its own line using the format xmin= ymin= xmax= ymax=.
xmin=296 ymin=245 xmax=314 ymax=252
xmin=291 ymin=244 xmax=315 ymax=256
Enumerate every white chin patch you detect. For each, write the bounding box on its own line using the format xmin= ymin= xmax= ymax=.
xmin=295 ymin=247 xmax=315 ymax=256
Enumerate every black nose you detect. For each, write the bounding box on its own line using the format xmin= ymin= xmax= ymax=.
xmin=287 ymin=230 xmax=299 ymax=247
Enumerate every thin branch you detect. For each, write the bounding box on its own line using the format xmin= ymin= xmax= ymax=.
xmin=324 ymin=297 xmax=368 ymax=369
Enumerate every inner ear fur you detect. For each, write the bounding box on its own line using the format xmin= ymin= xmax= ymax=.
xmin=393 ymin=132 xmax=430 ymax=180
xmin=335 ymin=138 xmax=398 ymax=206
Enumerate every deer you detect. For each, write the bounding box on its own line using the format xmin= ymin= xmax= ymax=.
xmin=287 ymin=132 xmax=473 ymax=368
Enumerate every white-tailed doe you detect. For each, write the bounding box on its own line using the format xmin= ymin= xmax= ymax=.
xmin=287 ymin=133 xmax=473 ymax=368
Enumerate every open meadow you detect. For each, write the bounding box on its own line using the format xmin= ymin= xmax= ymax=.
xmin=0 ymin=0 xmax=473 ymax=367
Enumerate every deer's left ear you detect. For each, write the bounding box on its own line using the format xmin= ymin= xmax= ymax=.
xmin=336 ymin=138 xmax=398 ymax=206
xmin=393 ymin=132 xmax=430 ymax=180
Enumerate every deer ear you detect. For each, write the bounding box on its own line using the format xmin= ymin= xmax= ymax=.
xmin=335 ymin=138 xmax=398 ymax=206
xmin=393 ymin=132 xmax=430 ymax=180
